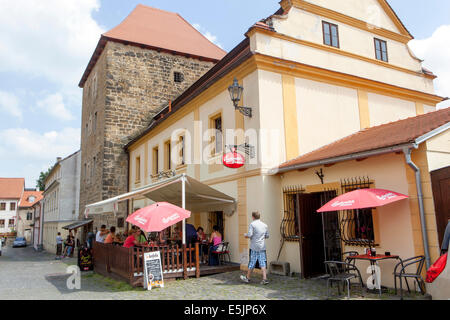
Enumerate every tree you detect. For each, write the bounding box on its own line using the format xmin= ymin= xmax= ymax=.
xmin=36 ymin=166 xmax=53 ymax=191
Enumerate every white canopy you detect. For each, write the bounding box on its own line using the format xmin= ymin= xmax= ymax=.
xmin=84 ymin=174 xmax=236 ymax=217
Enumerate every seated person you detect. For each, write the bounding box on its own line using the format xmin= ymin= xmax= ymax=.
xmin=208 ymin=225 xmax=222 ymax=266
xmin=185 ymin=223 xmax=198 ymax=246
xmin=136 ymin=229 xmax=148 ymax=246
xmin=197 ymin=227 xmax=208 ymax=264
xmin=63 ymin=236 xmax=75 ymax=258
xmin=123 ymin=229 xmax=138 ymax=248
xmin=104 ymin=226 xmax=118 ymax=244
xmin=158 ymin=229 xmax=168 ymax=245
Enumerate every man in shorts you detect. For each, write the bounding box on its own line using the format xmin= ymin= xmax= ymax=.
xmin=240 ymin=211 xmax=270 ymax=285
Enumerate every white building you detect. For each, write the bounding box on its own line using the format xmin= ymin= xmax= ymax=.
xmin=0 ymin=178 xmax=24 ymax=235
xmin=42 ymin=151 xmax=81 ymax=253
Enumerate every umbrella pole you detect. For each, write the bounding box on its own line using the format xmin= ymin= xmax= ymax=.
xmin=321 ymin=212 xmax=327 ymax=263
xmin=182 ymin=175 xmax=186 ymax=246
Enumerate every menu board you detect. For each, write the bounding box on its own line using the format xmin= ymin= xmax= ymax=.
xmin=143 ymin=251 xmax=164 ymax=290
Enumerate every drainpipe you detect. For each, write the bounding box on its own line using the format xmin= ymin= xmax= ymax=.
xmin=403 ymin=147 xmax=431 ymax=269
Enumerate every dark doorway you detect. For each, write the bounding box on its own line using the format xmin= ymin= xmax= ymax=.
xmin=209 ymin=211 xmax=224 ymax=239
xmin=431 ymin=166 xmax=450 ymax=248
xmin=297 ymin=193 xmax=326 ymax=278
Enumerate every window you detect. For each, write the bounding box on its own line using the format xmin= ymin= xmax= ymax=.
xmin=322 ymin=21 xmax=339 ymax=48
xmin=340 ymin=178 xmax=376 ymax=246
xmin=28 ymin=196 xmax=35 ymax=203
xmin=0 ymin=203 xmax=5 ymax=211
xmin=174 ymin=72 xmax=184 ymax=83
xmin=164 ymin=141 xmax=172 ymax=171
xmin=0 ymin=220 xmax=4 ymax=228
xmin=152 ymin=147 xmax=159 ymax=175
xmin=135 ymin=156 xmax=141 ymax=183
xmin=210 ymin=114 xmax=223 ymax=155
xmin=10 ymin=202 xmax=16 ymax=211
xmin=84 ymin=163 xmax=87 ymax=181
xmin=93 ymin=112 xmax=98 ymax=132
xmin=178 ymin=135 xmax=185 ymax=166
xmin=374 ymin=38 xmax=388 ymax=62
xmin=27 ymin=212 xmax=32 ymax=221
xmin=92 ymin=157 xmax=96 ymax=178
xmin=8 ymin=219 xmax=14 ymax=227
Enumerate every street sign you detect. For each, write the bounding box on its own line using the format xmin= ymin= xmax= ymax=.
xmin=223 ymin=151 xmax=245 ymax=169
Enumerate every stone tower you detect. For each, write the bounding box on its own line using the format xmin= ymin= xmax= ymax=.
xmin=78 ymin=5 xmax=226 ymax=230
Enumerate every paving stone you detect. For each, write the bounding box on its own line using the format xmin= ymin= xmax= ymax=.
xmin=0 ymin=246 xmax=428 ymax=300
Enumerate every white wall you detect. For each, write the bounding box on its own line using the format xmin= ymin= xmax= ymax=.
xmin=0 ymin=199 xmax=18 ymax=233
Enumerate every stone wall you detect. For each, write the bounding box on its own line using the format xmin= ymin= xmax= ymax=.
xmin=79 ymin=40 xmax=216 ymax=231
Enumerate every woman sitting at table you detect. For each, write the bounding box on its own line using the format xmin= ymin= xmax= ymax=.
xmin=123 ymin=229 xmax=138 ymax=248
xmin=158 ymin=229 xmax=168 ymax=245
xmin=208 ymin=225 xmax=222 ymax=266
xmin=135 ymin=229 xmax=148 ymax=246
xmin=104 ymin=226 xmax=119 ymax=244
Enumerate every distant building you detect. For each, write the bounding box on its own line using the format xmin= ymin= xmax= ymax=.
xmin=0 ymin=178 xmax=24 ymax=235
xmin=42 ymin=151 xmax=81 ymax=254
xmin=17 ymin=189 xmax=43 ymax=243
xmin=31 ymin=199 xmax=44 ymax=251
xmin=78 ymin=5 xmax=226 ymax=233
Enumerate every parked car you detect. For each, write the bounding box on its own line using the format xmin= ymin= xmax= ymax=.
xmin=12 ymin=237 xmax=27 ymax=248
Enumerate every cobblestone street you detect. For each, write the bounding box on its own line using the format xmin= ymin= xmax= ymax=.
xmin=0 ymin=246 xmax=429 ymax=300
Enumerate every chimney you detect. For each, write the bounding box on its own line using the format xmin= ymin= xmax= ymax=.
xmin=56 ymin=157 xmax=62 ymax=162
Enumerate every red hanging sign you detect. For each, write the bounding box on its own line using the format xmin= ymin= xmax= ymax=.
xmin=222 ymin=149 xmax=245 ymax=169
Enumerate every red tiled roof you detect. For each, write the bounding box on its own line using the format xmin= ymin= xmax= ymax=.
xmin=0 ymin=178 xmax=24 ymax=199
xmin=79 ymin=4 xmax=226 ymax=87
xmin=279 ymin=107 xmax=450 ymax=171
xmin=19 ymin=191 xmax=43 ymax=208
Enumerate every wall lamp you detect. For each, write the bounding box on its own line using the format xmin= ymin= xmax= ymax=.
xmin=228 ymin=78 xmax=253 ymax=118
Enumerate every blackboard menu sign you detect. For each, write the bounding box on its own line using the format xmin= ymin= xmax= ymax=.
xmin=143 ymin=251 xmax=164 ymax=290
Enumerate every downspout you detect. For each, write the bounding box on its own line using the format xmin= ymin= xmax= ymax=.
xmin=403 ymin=147 xmax=431 ymax=269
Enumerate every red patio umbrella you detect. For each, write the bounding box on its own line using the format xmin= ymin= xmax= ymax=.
xmin=317 ymin=189 xmax=408 ymax=213
xmin=126 ymin=202 xmax=191 ymax=233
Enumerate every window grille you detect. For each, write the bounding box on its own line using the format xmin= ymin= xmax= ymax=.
xmin=281 ymin=185 xmax=305 ymax=241
xmin=339 ymin=177 xmax=376 ymax=247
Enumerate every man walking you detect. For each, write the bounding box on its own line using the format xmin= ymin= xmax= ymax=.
xmin=55 ymin=232 xmax=63 ymax=259
xmin=240 ymin=211 xmax=270 ymax=285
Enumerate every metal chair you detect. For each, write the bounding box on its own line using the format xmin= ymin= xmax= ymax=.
xmin=393 ymin=256 xmax=426 ymax=300
xmin=211 ymin=242 xmax=231 ymax=265
xmin=342 ymin=251 xmax=359 ymax=266
xmin=324 ymin=261 xmax=364 ymax=299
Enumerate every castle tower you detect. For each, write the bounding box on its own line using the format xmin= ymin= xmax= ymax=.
xmin=78 ymin=5 xmax=225 ymax=229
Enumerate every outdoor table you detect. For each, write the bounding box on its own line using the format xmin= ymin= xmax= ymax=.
xmin=347 ymin=254 xmax=402 ymax=296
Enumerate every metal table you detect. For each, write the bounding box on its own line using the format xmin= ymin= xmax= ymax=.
xmin=347 ymin=254 xmax=402 ymax=296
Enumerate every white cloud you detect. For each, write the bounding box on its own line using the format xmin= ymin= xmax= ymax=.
xmin=409 ymin=25 xmax=450 ymax=109
xmin=0 ymin=91 xmax=22 ymax=119
xmin=0 ymin=127 xmax=80 ymax=161
xmin=193 ymin=23 xmax=223 ymax=49
xmin=36 ymin=93 xmax=74 ymax=121
xmin=0 ymin=0 xmax=105 ymax=89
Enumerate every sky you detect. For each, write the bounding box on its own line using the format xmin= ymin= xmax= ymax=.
xmin=0 ymin=0 xmax=449 ymax=188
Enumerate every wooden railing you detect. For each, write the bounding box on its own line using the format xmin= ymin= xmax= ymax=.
xmin=93 ymin=242 xmax=200 ymax=287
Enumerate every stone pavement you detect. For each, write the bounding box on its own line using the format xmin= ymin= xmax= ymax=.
xmin=0 ymin=246 xmax=429 ymax=300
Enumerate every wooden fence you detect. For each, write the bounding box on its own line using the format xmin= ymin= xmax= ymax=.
xmin=93 ymin=242 xmax=200 ymax=287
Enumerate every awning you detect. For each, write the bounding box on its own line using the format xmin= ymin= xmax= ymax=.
xmin=85 ymin=174 xmax=236 ymax=217
xmin=63 ymin=220 xmax=93 ymax=231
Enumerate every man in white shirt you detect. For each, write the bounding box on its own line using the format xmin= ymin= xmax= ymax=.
xmin=240 ymin=211 xmax=270 ymax=285
xmin=96 ymin=225 xmax=109 ymax=243
xmin=55 ymin=232 xmax=63 ymax=259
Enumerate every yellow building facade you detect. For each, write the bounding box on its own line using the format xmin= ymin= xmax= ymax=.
xmin=125 ymin=0 xmax=447 ymax=284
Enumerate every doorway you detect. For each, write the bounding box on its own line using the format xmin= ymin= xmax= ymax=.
xmin=297 ymin=191 xmax=341 ymax=278
xmin=209 ymin=211 xmax=224 ymax=240
xmin=431 ymin=166 xmax=450 ymax=248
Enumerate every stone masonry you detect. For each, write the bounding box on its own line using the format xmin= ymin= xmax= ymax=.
xmin=79 ymin=40 xmax=216 ymax=232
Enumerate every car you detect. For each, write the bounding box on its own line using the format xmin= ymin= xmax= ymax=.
xmin=12 ymin=237 xmax=27 ymax=248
